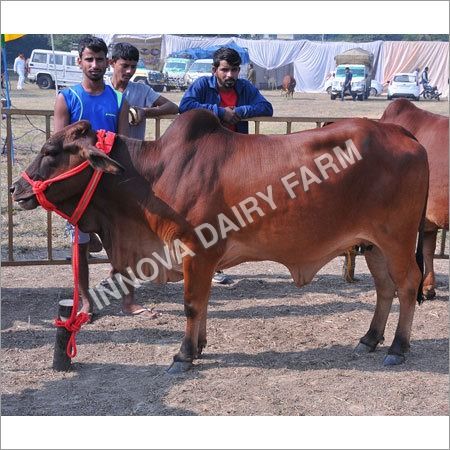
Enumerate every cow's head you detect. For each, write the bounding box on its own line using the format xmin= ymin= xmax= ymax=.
xmin=10 ymin=120 xmax=123 ymax=212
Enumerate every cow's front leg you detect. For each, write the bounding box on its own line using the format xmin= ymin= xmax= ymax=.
xmin=168 ymin=255 xmax=215 ymax=373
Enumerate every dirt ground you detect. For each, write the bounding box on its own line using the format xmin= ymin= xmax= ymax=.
xmin=1 ymin=85 xmax=448 ymax=417
xmin=1 ymin=256 xmax=448 ymax=416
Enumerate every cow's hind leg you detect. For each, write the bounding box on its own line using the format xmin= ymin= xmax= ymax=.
xmin=381 ymin=245 xmax=422 ymax=366
xmin=422 ymin=230 xmax=438 ymax=299
xmin=356 ymin=246 xmax=395 ymax=355
xmin=384 ymin=257 xmax=421 ymax=365
xmin=167 ymin=255 xmax=215 ymax=374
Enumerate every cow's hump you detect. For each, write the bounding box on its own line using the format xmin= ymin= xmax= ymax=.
xmin=165 ymin=109 xmax=222 ymax=143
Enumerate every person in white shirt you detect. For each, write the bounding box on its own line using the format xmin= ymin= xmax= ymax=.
xmin=13 ymin=53 xmax=26 ymax=90
xmin=413 ymin=67 xmax=420 ymax=85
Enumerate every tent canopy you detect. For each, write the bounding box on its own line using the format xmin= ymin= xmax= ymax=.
xmin=96 ymin=34 xmax=449 ymax=96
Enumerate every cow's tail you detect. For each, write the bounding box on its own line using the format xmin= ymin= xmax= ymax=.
xmin=415 ymin=183 xmax=428 ymax=305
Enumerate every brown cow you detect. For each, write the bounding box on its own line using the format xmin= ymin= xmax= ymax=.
xmin=379 ymin=99 xmax=449 ymax=299
xmin=11 ymin=111 xmax=428 ymax=372
xmin=282 ymin=75 xmax=296 ymax=98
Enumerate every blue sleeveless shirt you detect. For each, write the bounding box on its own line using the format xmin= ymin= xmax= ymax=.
xmin=61 ymin=84 xmax=122 ymax=131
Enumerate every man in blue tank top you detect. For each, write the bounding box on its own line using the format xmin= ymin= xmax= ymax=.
xmin=53 ymin=36 xmax=156 ymax=319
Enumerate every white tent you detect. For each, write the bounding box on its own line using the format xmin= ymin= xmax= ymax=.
xmin=97 ymin=34 xmax=449 ymax=95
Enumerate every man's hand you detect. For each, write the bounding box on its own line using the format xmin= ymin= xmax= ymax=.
xmin=129 ymin=106 xmax=146 ymax=126
xmin=222 ymin=106 xmax=241 ymax=125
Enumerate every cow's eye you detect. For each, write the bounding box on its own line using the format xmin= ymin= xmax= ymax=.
xmin=44 ymin=149 xmax=58 ymax=157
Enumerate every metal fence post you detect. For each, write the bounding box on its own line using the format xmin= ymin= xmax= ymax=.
xmin=45 ymin=114 xmax=53 ymax=260
xmin=6 ymin=113 xmax=14 ymax=262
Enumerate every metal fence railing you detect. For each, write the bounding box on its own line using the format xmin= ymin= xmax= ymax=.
xmin=2 ymin=108 xmax=448 ymax=266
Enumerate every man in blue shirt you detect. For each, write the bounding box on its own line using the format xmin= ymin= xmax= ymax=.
xmin=54 ymin=37 xmax=156 ymax=318
xmin=341 ymin=67 xmax=353 ymax=101
xmin=179 ymin=47 xmax=273 ymax=283
xmin=179 ymin=47 xmax=273 ymax=134
xmin=421 ymin=66 xmax=430 ymax=90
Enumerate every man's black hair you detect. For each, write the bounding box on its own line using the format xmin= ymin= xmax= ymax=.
xmin=78 ymin=36 xmax=108 ymax=58
xmin=213 ymin=47 xmax=241 ymax=68
xmin=111 ymin=42 xmax=140 ymax=62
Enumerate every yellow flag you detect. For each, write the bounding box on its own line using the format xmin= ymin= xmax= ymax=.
xmin=3 ymin=34 xmax=26 ymax=43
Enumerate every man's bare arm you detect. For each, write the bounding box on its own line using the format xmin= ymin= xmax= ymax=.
xmin=53 ymin=94 xmax=70 ymax=133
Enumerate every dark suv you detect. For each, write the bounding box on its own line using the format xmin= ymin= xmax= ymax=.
xmin=147 ymin=70 xmax=165 ymax=92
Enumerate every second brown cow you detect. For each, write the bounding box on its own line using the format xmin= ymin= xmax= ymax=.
xmin=380 ymin=99 xmax=449 ymax=299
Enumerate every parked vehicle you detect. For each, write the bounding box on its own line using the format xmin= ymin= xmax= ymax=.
xmin=369 ymin=79 xmax=384 ymax=97
xmin=330 ymin=64 xmax=371 ymax=100
xmin=147 ymin=70 xmax=165 ymax=92
xmin=330 ymin=48 xmax=378 ymax=101
xmin=162 ymin=57 xmax=193 ymax=91
xmin=387 ymin=73 xmax=420 ymax=101
xmin=184 ymin=58 xmax=213 ymax=86
xmin=421 ymin=84 xmax=441 ymax=101
xmin=325 ymin=75 xmax=383 ymax=97
xmin=130 ymin=59 xmax=149 ymax=84
xmin=27 ymin=49 xmax=81 ymax=89
xmin=127 ymin=59 xmax=163 ymax=92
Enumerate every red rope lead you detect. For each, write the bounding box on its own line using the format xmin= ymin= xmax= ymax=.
xmin=54 ymin=313 xmax=91 ymax=358
xmin=53 ymin=224 xmax=90 ymax=358
xmin=22 ymin=130 xmax=116 ymax=359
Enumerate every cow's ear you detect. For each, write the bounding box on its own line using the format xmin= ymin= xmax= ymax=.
xmin=66 ymin=120 xmax=92 ymax=141
xmin=82 ymin=145 xmax=124 ymax=175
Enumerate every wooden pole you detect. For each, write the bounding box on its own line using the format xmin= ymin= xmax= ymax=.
xmin=52 ymin=299 xmax=74 ymax=371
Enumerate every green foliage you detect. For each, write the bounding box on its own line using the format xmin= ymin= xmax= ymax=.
xmin=48 ymin=34 xmax=92 ymax=52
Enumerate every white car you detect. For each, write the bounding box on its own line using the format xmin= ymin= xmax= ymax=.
xmin=387 ymin=73 xmax=420 ymax=101
xmin=184 ymin=58 xmax=213 ymax=86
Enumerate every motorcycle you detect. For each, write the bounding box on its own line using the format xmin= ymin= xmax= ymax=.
xmin=421 ymin=84 xmax=441 ymax=101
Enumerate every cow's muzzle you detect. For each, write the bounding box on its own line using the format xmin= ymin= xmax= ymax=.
xmin=10 ymin=181 xmax=39 ymax=210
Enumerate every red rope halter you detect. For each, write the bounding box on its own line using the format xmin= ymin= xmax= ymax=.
xmin=21 ymin=129 xmax=116 ymax=358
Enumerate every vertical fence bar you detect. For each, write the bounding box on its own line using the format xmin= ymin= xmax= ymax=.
xmin=316 ymin=121 xmax=322 ymax=128
xmin=439 ymin=229 xmax=447 ymax=257
xmin=155 ymin=118 xmax=161 ymax=139
xmin=254 ymin=121 xmax=260 ymax=135
xmin=286 ymin=121 xmax=292 ymax=134
xmin=45 ymin=114 xmax=53 ymax=260
xmin=6 ymin=113 xmax=14 ymax=261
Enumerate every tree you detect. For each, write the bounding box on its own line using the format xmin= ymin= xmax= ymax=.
xmin=47 ymin=34 xmax=92 ymax=52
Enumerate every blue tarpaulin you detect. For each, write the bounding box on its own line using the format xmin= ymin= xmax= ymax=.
xmin=169 ymin=42 xmax=250 ymax=64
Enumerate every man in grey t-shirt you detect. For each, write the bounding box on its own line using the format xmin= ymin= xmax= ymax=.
xmin=109 ymin=42 xmax=178 ymax=139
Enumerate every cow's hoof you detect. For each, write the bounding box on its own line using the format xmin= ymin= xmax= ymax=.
xmin=166 ymin=360 xmax=193 ymax=374
xmin=424 ymin=287 xmax=436 ymax=300
xmin=383 ymin=354 xmax=405 ymax=366
xmin=353 ymin=342 xmax=374 ymax=355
